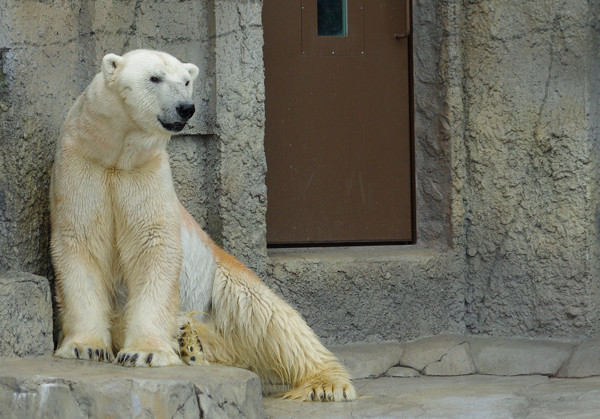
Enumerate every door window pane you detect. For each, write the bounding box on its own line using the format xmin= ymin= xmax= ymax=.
xmin=317 ymin=0 xmax=347 ymax=36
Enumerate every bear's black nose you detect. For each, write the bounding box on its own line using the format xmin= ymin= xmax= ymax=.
xmin=176 ymin=103 xmax=195 ymax=120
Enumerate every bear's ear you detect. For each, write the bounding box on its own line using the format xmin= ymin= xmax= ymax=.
xmin=183 ymin=63 xmax=200 ymax=82
xmin=102 ymin=53 xmax=123 ymax=83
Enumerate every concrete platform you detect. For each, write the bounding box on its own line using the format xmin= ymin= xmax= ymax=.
xmin=0 ymin=357 xmax=264 ymax=418
xmin=264 ymin=375 xmax=600 ymax=418
xmin=3 ymin=335 xmax=600 ymax=418
xmin=265 ymin=335 xmax=600 ymax=418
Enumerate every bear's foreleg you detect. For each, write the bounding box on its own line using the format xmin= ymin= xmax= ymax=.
xmin=54 ymin=255 xmax=114 ymax=362
xmin=203 ymin=261 xmax=356 ymax=401
xmin=111 ymin=168 xmax=185 ymax=367
xmin=51 ymin=167 xmax=115 ymax=363
xmin=113 ymin=226 xmax=184 ymax=367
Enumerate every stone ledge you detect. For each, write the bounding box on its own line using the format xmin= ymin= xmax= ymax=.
xmin=557 ymin=337 xmax=600 ymax=378
xmin=0 ymin=271 xmax=53 ymax=358
xmin=331 ymin=335 xmax=598 ymax=379
xmin=0 ymin=357 xmax=265 ymax=419
xmin=329 ymin=342 xmax=403 ymax=379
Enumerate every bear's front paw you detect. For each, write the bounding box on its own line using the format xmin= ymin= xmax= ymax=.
xmin=115 ymin=348 xmax=184 ymax=367
xmin=55 ymin=341 xmax=114 ymax=363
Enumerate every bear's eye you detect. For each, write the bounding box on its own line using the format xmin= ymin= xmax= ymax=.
xmin=150 ymin=76 xmax=161 ymax=83
xmin=185 ymin=80 xmax=190 ymax=87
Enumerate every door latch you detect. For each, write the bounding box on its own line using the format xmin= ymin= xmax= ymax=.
xmin=393 ymin=0 xmax=411 ymax=39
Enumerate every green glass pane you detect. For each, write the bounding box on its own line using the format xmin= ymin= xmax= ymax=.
xmin=317 ymin=0 xmax=347 ymax=37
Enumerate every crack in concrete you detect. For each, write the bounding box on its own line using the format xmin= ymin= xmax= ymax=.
xmin=174 ymin=387 xmax=197 ymax=417
xmin=533 ymin=23 xmax=556 ymax=148
xmin=204 ymin=390 xmax=245 ymax=416
xmin=419 ymin=340 xmax=469 ymax=374
xmin=122 ymin=0 xmax=143 ymax=51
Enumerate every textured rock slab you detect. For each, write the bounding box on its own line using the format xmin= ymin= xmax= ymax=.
xmin=0 ymin=357 xmax=264 ymax=419
xmin=423 ymin=341 xmax=476 ymax=376
xmin=329 ymin=342 xmax=403 ymax=379
xmin=557 ymin=338 xmax=600 ymax=378
xmin=399 ymin=335 xmax=468 ymax=372
xmin=470 ymin=337 xmax=574 ymax=376
xmin=0 ymin=271 xmax=53 ymax=358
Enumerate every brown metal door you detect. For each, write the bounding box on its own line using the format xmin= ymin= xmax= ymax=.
xmin=264 ymin=0 xmax=414 ymax=245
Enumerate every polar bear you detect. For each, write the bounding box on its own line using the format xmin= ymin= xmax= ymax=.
xmin=50 ymin=49 xmax=356 ymax=402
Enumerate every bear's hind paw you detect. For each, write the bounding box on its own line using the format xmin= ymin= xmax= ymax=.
xmin=177 ymin=320 xmax=209 ymax=366
xmin=282 ymin=380 xmax=357 ymax=402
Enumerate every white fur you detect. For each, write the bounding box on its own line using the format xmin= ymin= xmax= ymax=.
xmin=179 ymin=221 xmax=215 ymax=316
xmin=51 ymin=49 xmax=356 ymax=401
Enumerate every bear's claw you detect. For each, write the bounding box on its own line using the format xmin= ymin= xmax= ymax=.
xmin=281 ymin=380 xmax=357 ymax=402
xmin=115 ymin=348 xmax=184 ymax=367
xmin=146 ymin=353 xmax=153 ymax=364
xmin=55 ymin=341 xmax=114 ymax=363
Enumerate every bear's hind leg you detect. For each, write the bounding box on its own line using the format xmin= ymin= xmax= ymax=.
xmin=208 ymin=262 xmax=356 ymax=401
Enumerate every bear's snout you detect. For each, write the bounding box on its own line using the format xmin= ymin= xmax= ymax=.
xmin=176 ymin=103 xmax=195 ymax=121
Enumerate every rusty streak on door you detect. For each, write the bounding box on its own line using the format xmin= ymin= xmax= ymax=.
xmin=263 ymin=0 xmax=414 ymax=245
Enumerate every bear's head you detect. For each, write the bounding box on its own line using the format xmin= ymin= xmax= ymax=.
xmin=101 ymin=50 xmax=200 ymax=134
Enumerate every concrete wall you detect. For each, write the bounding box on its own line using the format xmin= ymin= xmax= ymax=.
xmin=461 ymin=0 xmax=600 ymax=337
xmin=0 ymin=0 xmax=599 ymax=348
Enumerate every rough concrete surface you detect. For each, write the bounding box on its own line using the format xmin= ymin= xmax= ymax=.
xmin=1 ymin=339 xmax=600 ymax=418
xmin=557 ymin=337 xmax=600 ymax=378
xmin=264 ymin=375 xmax=600 ymax=419
xmin=422 ymin=341 xmax=476 ymax=377
xmin=267 ymin=247 xmax=465 ymax=345
xmin=399 ymin=335 xmax=468 ymax=372
xmin=336 ymin=335 xmax=595 ymax=380
xmin=469 ymin=336 xmax=574 ymax=376
xmin=0 ymin=357 xmax=264 ymax=419
xmin=0 ymin=271 xmax=53 ymax=358
xmin=461 ymin=0 xmax=600 ymax=338
xmin=263 ymin=340 xmax=600 ymax=418
xmin=212 ymin=0 xmax=268 ymax=276
xmin=329 ymin=342 xmax=404 ymax=379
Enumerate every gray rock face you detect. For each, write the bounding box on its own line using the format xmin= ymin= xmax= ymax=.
xmin=470 ymin=337 xmax=574 ymax=376
xmin=399 ymin=335 xmax=468 ymax=373
xmin=0 ymin=271 xmax=53 ymax=358
xmin=268 ymin=248 xmax=465 ymax=345
xmin=460 ymin=0 xmax=600 ymax=338
xmin=423 ymin=341 xmax=476 ymax=376
xmin=0 ymin=358 xmax=265 ymax=419
xmin=330 ymin=342 xmax=403 ymax=379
